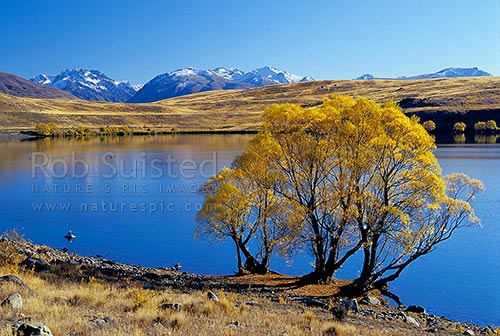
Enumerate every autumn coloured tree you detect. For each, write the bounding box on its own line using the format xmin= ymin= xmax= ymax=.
xmin=195 ymin=168 xmax=252 ymax=273
xmin=195 ymin=161 xmax=302 ymax=274
xmin=475 ymin=120 xmax=498 ymax=133
xmin=422 ymin=120 xmax=436 ymax=132
xmin=453 ymin=122 xmax=466 ymax=133
xmin=35 ymin=123 xmax=62 ymax=137
xmin=196 ymin=95 xmax=483 ymax=294
xmin=485 ymin=120 xmax=498 ymax=132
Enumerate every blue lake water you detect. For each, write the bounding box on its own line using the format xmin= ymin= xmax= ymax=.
xmin=0 ymin=135 xmax=498 ymax=326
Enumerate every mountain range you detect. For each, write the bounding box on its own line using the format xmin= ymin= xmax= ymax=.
xmin=30 ymin=69 xmax=140 ymax=102
xmin=356 ymin=67 xmax=491 ymax=80
xmin=128 ymin=66 xmax=311 ymax=103
xmin=0 ymin=66 xmax=491 ymax=103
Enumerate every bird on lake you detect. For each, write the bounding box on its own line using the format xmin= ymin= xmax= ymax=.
xmin=64 ymin=230 xmax=76 ymax=242
xmin=172 ymin=263 xmax=182 ymax=271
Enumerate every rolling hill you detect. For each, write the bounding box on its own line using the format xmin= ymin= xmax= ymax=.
xmin=0 ymin=76 xmax=499 ymax=132
xmin=0 ymin=72 xmax=77 ymax=100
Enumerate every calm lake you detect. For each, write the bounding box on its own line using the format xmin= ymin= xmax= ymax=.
xmin=0 ymin=134 xmax=498 ymax=326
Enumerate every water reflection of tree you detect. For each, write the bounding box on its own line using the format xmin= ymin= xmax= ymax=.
xmin=453 ymin=134 xmax=466 ymax=144
xmin=474 ymin=135 xmax=498 ymax=144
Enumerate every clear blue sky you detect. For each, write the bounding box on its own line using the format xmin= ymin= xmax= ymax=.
xmin=2 ymin=0 xmax=499 ymax=84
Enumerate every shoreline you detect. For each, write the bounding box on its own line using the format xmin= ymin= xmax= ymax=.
xmin=0 ymin=237 xmax=495 ymax=335
xmin=0 ymin=129 xmax=259 ymax=142
xmin=1 ymin=128 xmax=498 ymax=144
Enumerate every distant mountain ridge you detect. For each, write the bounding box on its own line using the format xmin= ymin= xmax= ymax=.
xmin=30 ymin=69 xmax=139 ymax=102
xmin=0 ymin=72 xmax=76 ymax=99
xmin=128 ymin=66 xmax=311 ymax=103
xmin=30 ymin=66 xmax=311 ymax=103
xmin=356 ymin=67 xmax=492 ymax=80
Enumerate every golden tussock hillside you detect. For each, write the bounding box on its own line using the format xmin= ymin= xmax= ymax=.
xmin=0 ymin=76 xmax=499 ymax=132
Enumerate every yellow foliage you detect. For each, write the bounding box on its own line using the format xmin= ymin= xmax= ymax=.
xmin=35 ymin=122 xmax=61 ymax=136
xmin=197 ymin=94 xmax=483 ymax=285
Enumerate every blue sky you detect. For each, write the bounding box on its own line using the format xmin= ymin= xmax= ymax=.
xmin=2 ymin=0 xmax=499 ymax=84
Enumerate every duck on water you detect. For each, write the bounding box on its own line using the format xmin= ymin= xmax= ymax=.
xmin=64 ymin=230 xmax=76 ymax=241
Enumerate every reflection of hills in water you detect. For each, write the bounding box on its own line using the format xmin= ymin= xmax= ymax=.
xmin=0 ymin=133 xmax=499 ymax=171
xmin=0 ymin=134 xmax=254 ymax=171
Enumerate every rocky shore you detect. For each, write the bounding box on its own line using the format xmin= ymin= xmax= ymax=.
xmin=0 ymin=238 xmax=496 ymax=335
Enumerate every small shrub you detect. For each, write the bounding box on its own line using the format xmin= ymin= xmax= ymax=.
xmin=475 ymin=120 xmax=497 ymax=133
xmin=168 ymin=312 xmax=186 ymax=330
xmin=330 ymin=306 xmax=347 ymax=321
xmin=0 ymin=229 xmax=25 ymax=269
xmin=453 ymin=122 xmax=466 ymax=133
xmin=422 ymin=120 xmax=436 ymax=132
xmin=133 ymin=290 xmax=151 ymax=309
xmin=35 ymin=123 xmax=61 ymax=137
xmin=215 ymin=292 xmax=233 ymax=313
xmin=303 ymin=310 xmax=316 ymax=325
xmin=486 ymin=120 xmax=498 ymax=131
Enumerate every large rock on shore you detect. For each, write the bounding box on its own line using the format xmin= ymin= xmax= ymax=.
xmin=1 ymin=292 xmax=23 ymax=310
xmin=360 ymin=295 xmax=380 ymax=305
xmin=20 ymin=257 xmax=50 ymax=272
xmin=16 ymin=322 xmax=53 ymax=336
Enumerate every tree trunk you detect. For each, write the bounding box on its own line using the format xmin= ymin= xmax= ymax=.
xmin=234 ymin=239 xmax=244 ymax=275
xmin=347 ymin=247 xmax=373 ymax=295
xmin=305 ymin=215 xmax=327 ymax=281
xmin=236 ymin=237 xmax=268 ymax=274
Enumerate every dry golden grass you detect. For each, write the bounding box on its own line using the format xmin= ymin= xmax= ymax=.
xmin=0 ymin=235 xmax=495 ymax=336
xmin=0 ymin=264 xmax=465 ymax=336
xmin=1 ymin=76 xmax=499 ymax=132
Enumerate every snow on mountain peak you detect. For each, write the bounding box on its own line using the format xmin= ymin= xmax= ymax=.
xmin=31 ymin=74 xmax=53 ymax=85
xmin=129 ymin=66 xmax=312 ymax=103
xmin=355 ymin=67 xmax=491 ymax=80
xmin=211 ymin=67 xmax=245 ymax=81
xmin=31 ymin=65 xmax=311 ymax=103
xmin=241 ymin=66 xmax=304 ymax=85
xmin=30 ymin=68 xmax=140 ymax=102
xmin=421 ymin=67 xmax=491 ymax=78
xmin=170 ymin=67 xmax=200 ymax=78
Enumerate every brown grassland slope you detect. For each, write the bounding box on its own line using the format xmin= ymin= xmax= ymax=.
xmin=0 ymin=76 xmax=499 ymax=132
xmin=1 ymin=238 xmax=494 ymax=336
xmin=0 ymin=73 xmax=77 ymax=100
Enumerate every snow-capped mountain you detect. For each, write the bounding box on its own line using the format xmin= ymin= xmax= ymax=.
xmin=211 ymin=67 xmax=245 ymax=81
xmin=412 ymin=67 xmax=491 ymax=79
xmin=128 ymin=67 xmax=254 ymax=103
xmin=129 ymin=66 xmax=312 ymax=103
xmin=239 ymin=66 xmax=307 ymax=86
xmin=356 ymin=74 xmax=375 ymax=80
xmin=30 ymin=69 xmax=140 ymax=102
xmin=31 ymin=74 xmax=53 ymax=85
xmin=355 ymin=67 xmax=491 ymax=80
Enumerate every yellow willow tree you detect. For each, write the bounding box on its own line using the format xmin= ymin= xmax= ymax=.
xmin=195 ymin=161 xmax=302 ymax=274
xmin=255 ymin=97 xmax=376 ymax=281
xmin=195 ymin=168 xmax=253 ymax=273
xmin=343 ymin=102 xmax=484 ymax=295
xmin=252 ymin=96 xmax=482 ymax=284
xmin=367 ymin=173 xmax=484 ymax=293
